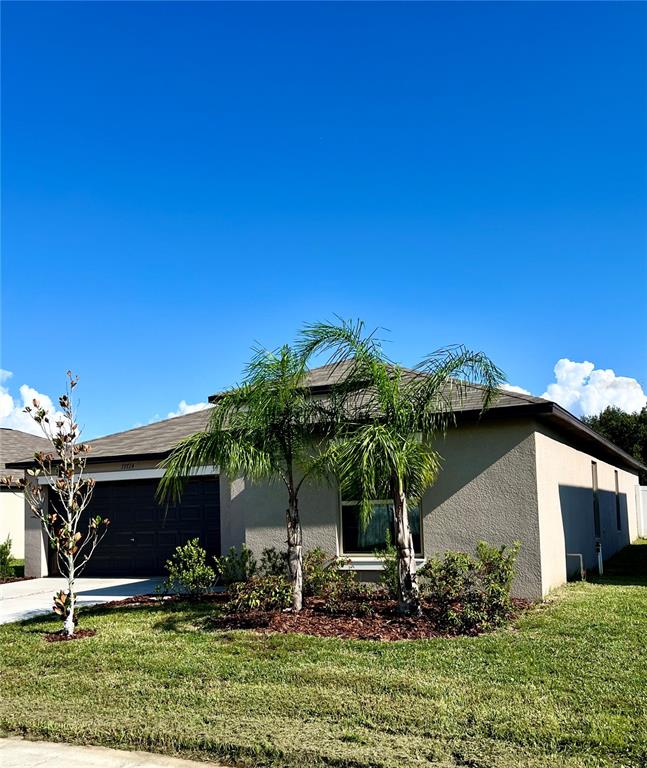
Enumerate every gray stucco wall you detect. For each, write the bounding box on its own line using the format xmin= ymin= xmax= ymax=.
xmin=220 ymin=419 xmax=545 ymax=600
xmin=421 ymin=420 xmax=542 ymax=599
xmin=220 ymin=472 xmax=339 ymax=555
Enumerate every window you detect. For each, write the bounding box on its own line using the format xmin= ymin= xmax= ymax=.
xmin=591 ymin=462 xmax=601 ymax=539
xmin=614 ymin=470 xmax=622 ymax=531
xmin=340 ymin=499 xmax=422 ymax=555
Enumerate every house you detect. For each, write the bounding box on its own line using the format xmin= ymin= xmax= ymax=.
xmin=10 ymin=365 xmax=644 ymax=599
xmin=0 ymin=428 xmax=51 ymax=559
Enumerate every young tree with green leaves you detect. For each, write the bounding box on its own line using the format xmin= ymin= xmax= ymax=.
xmin=299 ymin=319 xmax=504 ymax=616
xmin=158 ymin=345 xmax=337 ymax=611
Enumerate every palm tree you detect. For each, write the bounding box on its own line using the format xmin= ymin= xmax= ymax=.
xmin=299 ymin=319 xmax=504 ymax=616
xmin=157 ymin=344 xmax=336 ymax=611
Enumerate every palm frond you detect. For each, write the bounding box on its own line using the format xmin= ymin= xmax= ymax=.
xmin=157 ymin=428 xmax=275 ymax=506
xmin=409 ymin=345 xmax=505 ymax=434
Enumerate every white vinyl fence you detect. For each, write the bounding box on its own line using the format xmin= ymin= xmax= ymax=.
xmin=636 ymin=486 xmax=647 ymax=538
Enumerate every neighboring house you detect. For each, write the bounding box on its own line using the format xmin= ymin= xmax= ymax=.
xmin=0 ymin=428 xmax=51 ymax=559
xmin=10 ymin=365 xmax=644 ymax=599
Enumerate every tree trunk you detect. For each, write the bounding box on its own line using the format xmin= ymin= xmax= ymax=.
xmin=64 ymin=559 xmax=76 ymax=637
xmin=393 ymin=479 xmax=421 ymax=616
xmin=286 ymin=492 xmax=303 ymax=611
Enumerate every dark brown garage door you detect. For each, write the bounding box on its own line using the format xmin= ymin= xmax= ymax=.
xmin=48 ymin=476 xmax=220 ymax=577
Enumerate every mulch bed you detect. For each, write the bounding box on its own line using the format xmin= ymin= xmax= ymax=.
xmin=209 ymin=606 xmax=446 ymax=641
xmin=72 ymin=592 xmax=530 ymax=642
xmin=209 ymin=597 xmax=532 ymax=641
xmin=44 ymin=628 xmax=97 ymax=642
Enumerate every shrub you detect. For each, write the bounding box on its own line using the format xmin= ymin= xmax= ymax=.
xmin=227 ymin=575 xmax=292 ymax=612
xmin=303 ymin=548 xmax=338 ymax=597
xmin=258 ymin=547 xmax=288 ymax=578
xmin=375 ymin=531 xmax=398 ymax=600
xmin=303 ymin=548 xmax=373 ymax=615
xmin=419 ymin=541 xmax=520 ymax=633
xmin=162 ymin=539 xmax=217 ymax=596
xmin=0 ymin=536 xmax=12 ymax=578
xmin=321 ymin=573 xmax=373 ymax=617
xmin=214 ymin=544 xmax=257 ymax=585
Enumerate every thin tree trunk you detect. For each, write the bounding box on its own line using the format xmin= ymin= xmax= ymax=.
xmin=393 ymin=478 xmax=421 ymax=616
xmin=64 ymin=556 xmax=76 ymax=637
xmin=286 ymin=492 xmax=303 ymax=611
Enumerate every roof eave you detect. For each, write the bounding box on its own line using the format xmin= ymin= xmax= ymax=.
xmin=6 ymin=450 xmax=172 ymax=471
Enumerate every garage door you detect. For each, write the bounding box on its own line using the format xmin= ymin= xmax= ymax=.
xmin=48 ymin=476 xmax=220 ymax=577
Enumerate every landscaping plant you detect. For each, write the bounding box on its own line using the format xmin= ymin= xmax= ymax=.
xmin=0 ymin=536 xmax=12 ymax=579
xmin=162 ymin=538 xmax=217 ymax=596
xmin=258 ymin=546 xmax=289 ymax=578
xmin=375 ymin=531 xmax=399 ymax=600
xmin=214 ymin=544 xmax=257 ymax=585
xmin=419 ymin=541 xmax=520 ymax=633
xmin=159 ymin=344 xmax=342 ymax=611
xmin=0 ymin=372 xmax=108 ymax=637
xmin=302 ymin=548 xmax=372 ymax=615
xmin=299 ymin=319 xmax=503 ymax=616
xmin=227 ymin=574 xmax=292 ymax=612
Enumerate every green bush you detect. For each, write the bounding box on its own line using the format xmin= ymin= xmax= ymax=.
xmin=419 ymin=541 xmax=520 ymax=633
xmin=303 ymin=548 xmax=372 ymax=615
xmin=227 ymin=575 xmax=292 ymax=612
xmin=214 ymin=544 xmax=257 ymax=585
xmin=258 ymin=547 xmax=288 ymax=578
xmin=162 ymin=539 xmax=217 ymax=596
xmin=0 ymin=536 xmax=12 ymax=578
xmin=303 ymin=548 xmax=338 ymax=597
xmin=375 ymin=531 xmax=399 ymax=599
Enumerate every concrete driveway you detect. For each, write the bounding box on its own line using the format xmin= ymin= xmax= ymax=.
xmin=0 ymin=738 xmax=226 ymax=767
xmin=0 ymin=576 xmax=162 ymax=624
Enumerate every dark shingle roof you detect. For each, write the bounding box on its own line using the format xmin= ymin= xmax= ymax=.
xmin=6 ymin=409 xmax=212 ymax=469
xmin=209 ymin=360 xmax=549 ymax=413
xmin=6 ymin=365 xmax=644 ymax=474
xmin=81 ymin=409 xmax=212 ymax=462
xmin=0 ymin=428 xmax=51 ymax=483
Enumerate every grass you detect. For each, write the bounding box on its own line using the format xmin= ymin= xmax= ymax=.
xmin=1 ymin=545 xmax=646 ymax=768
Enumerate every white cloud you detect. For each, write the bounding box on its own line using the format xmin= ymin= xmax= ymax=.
xmin=501 ymin=383 xmax=532 ymax=396
xmin=0 ymin=370 xmax=67 ymax=436
xmin=166 ymin=400 xmax=212 ymax=419
xmin=542 ymin=358 xmax=647 ymax=417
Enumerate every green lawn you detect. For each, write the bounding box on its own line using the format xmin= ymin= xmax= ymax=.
xmin=1 ymin=544 xmax=646 ymax=768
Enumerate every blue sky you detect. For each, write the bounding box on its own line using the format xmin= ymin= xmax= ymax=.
xmin=2 ymin=2 xmax=646 ymax=439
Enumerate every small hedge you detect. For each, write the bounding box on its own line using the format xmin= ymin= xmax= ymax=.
xmin=419 ymin=541 xmax=520 ymax=633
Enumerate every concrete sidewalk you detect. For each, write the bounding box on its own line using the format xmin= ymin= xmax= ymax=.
xmin=0 ymin=576 xmax=162 ymax=624
xmin=0 ymin=738 xmax=225 ymax=767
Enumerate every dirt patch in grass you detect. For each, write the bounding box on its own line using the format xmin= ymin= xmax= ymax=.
xmin=44 ymin=628 xmax=97 ymax=642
